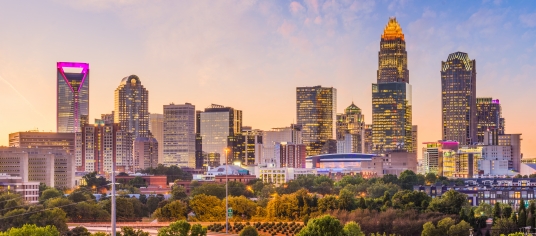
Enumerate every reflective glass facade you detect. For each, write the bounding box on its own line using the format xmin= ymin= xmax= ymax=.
xmin=296 ymin=86 xmax=337 ymax=157
xmin=372 ymin=18 xmax=413 ymax=153
xmin=372 ymin=82 xmax=412 ymax=152
xmin=163 ymin=103 xmax=196 ymax=167
xmin=114 ymin=75 xmax=149 ymax=139
xmin=441 ymin=52 xmax=477 ymax=145
xmin=56 ymin=62 xmax=89 ymax=133
xmin=476 ymin=97 xmax=504 ymax=142
xmin=336 ymin=102 xmax=365 ymax=153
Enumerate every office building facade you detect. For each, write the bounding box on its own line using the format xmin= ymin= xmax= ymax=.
xmin=336 ymin=102 xmax=365 ymax=153
xmin=163 ymin=103 xmax=196 ymax=167
xmin=57 ymin=62 xmax=89 ymax=133
xmin=114 ymin=75 xmax=149 ymax=139
xmin=76 ymin=123 xmax=132 ymax=174
xmin=149 ymin=113 xmax=164 ymax=164
xmin=441 ymin=52 xmax=477 ymax=145
xmin=372 ymin=18 xmax=413 ymax=153
xmin=477 ymin=97 xmax=505 ymax=142
xmin=9 ymin=131 xmax=75 ymax=154
xmin=134 ymin=137 xmax=159 ymax=171
xmin=296 ymin=86 xmax=337 ymax=156
xmin=262 ymin=125 xmax=302 ymax=165
xmin=233 ymin=127 xmax=263 ymax=166
xmin=196 ymin=104 xmax=242 ymax=169
xmin=275 ymin=142 xmax=306 ymax=168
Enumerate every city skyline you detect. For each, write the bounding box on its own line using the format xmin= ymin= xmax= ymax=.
xmin=0 ymin=1 xmax=535 ymax=159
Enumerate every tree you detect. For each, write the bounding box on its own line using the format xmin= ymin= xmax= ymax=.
xmin=81 ymin=171 xmax=109 ymax=189
xmin=153 ymin=200 xmax=188 ymax=222
xmin=297 ymin=215 xmax=344 ymax=236
xmin=147 ymin=194 xmax=166 ymax=213
xmin=190 ymin=183 xmax=226 ymax=199
xmin=366 ymin=181 xmax=400 ymax=198
xmin=398 ymin=170 xmax=419 ymax=190
xmin=427 ymin=190 xmax=468 ymax=214
xmin=338 ymin=189 xmax=357 ymax=211
xmin=189 ymin=194 xmax=224 ymax=221
xmin=318 ymin=195 xmax=338 ymax=212
xmin=424 ymin=173 xmax=437 ymax=185
xmin=239 ymin=225 xmax=259 ymax=236
xmin=190 ymin=224 xmax=207 ymax=236
xmin=391 ymin=190 xmax=431 ymax=211
xmin=129 ymin=177 xmax=148 ymax=188
xmin=28 ymin=208 xmax=69 ymax=232
xmin=448 ymin=220 xmax=470 ymax=236
xmin=39 ymin=188 xmax=63 ymax=203
xmin=0 ymin=224 xmax=60 ymax=236
xmin=121 ymin=226 xmax=150 ymax=236
xmin=491 ymin=218 xmax=518 ymax=236
xmin=65 ymin=226 xmax=91 ymax=236
xmin=343 ymin=221 xmax=365 ymax=236
xmin=227 ymin=196 xmax=257 ymax=219
xmin=158 ymin=220 xmax=191 ymax=236
xmin=476 ymin=202 xmax=493 ymax=217
xmin=171 ymin=185 xmax=188 ymax=201
xmin=421 ymin=221 xmax=438 ymax=236
xmin=337 ymin=175 xmax=365 ymax=187
xmin=518 ymin=209 xmax=527 ymax=228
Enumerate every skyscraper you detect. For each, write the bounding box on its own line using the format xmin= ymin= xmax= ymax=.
xmin=196 ymin=104 xmax=242 ymax=168
xmin=149 ymin=113 xmax=164 ymax=164
xmin=163 ymin=103 xmax=196 ymax=167
xmin=57 ymin=62 xmax=89 ymax=133
xmin=476 ymin=97 xmax=505 ymax=142
xmin=441 ymin=52 xmax=477 ymax=145
xmin=296 ymin=86 xmax=337 ymax=156
xmin=372 ymin=18 xmax=413 ymax=153
xmin=336 ymin=102 xmax=365 ymax=153
xmin=114 ymin=75 xmax=149 ymax=139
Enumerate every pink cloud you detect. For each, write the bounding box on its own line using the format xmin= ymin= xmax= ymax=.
xmin=289 ymin=1 xmax=304 ymax=14
xmin=305 ymin=0 xmax=319 ymax=14
xmin=314 ymin=16 xmax=322 ymax=25
xmin=278 ymin=20 xmax=296 ymax=37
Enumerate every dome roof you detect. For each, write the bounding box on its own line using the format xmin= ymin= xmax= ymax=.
xmin=120 ymin=75 xmax=141 ymax=86
xmin=345 ymin=102 xmax=361 ymax=115
xmin=382 ymin=17 xmax=404 ymax=40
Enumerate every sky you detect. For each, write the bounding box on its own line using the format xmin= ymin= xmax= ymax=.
xmin=0 ymin=0 xmax=535 ymax=159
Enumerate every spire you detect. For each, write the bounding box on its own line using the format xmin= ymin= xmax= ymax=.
xmin=345 ymin=102 xmax=361 ymax=115
xmin=382 ymin=17 xmax=404 ymax=40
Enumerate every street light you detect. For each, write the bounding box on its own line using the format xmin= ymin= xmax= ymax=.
xmin=225 ymin=148 xmax=230 ymax=234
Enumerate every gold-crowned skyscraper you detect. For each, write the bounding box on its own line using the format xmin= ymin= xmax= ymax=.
xmin=372 ymin=17 xmax=413 ymax=153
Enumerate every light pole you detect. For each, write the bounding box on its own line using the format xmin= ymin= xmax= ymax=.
xmin=225 ymin=148 xmax=230 ymax=234
xmin=111 ymin=162 xmax=116 ymax=236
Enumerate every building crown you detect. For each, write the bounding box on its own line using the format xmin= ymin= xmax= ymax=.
xmin=382 ymin=17 xmax=404 ymax=40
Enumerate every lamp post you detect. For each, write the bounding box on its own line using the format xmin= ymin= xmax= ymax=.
xmin=111 ymin=162 xmax=116 ymax=236
xmin=225 ymin=148 xmax=230 ymax=234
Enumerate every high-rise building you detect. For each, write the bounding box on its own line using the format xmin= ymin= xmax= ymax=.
xmin=57 ymin=62 xmax=89 ymax=133
xmin=412 ymin=125 xmax=418 ymax=155
xmin=275 ymin=142 xmax=306 ymax=168
xmin=477 ymin=98 xmax=505 ymax=142
xmin=262 ymin=125 xmax=302 ymax=165
xmin=9 ymin=131 xmax=75 ymax=154
xmin=421 ymin=141 xmax=458 ymax=176
xmin=114 ymin=75 xmax=149 ymax=139
xmin=149 ymin=113 xmax=164 ymax=164
xmin=0 ymin=147 xmax=75 ymax=188
xmin=441 ymin=52 xmax=477 ymax=145
xmin=134 ymin=137 xmax=159 ymax=171
xmin=163 ymin=103 xmax=196 ymax=167
xmin=233 ymin=127 xmax=263 ymax=166
xmin=372 ymin=18 xmax=413 ymax=153
xmin=76 ymin=122 xmax=132 ymax=174
xmin=196 ymin=104 xmax=242 ymax=169
xmin=364 ymin=124 xmax=373 ymax=154
xmin=336 ymin=102 xmax=365 ymax=153
xmin=296 ymin=86 xmax=337 ymax=156
xmin=101 ymin=112 xmax=114 ymax=124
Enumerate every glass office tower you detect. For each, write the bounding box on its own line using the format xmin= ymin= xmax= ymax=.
xmin=114 ymin=75 xmax=149 ymax=139
xmin=441 ymin=52 xmax=477 ymax=145
xmin=476 ymin=97 xmax=504 ymax=142
xmin=372 ymin=17 xmax=413 ymax=153
xmin=296 ymin=86 xmax=337 ymax=157
xmin=57 ymin=62 xmax=89 ymax=133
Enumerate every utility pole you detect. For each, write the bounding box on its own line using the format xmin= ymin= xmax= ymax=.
xmin=111 ymin=161 xmax=116 ymax=236
xmin=225 ymin=148 xmax=229 ymax=234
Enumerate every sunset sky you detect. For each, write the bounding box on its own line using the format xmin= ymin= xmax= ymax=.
xmin=0 ymin=0 xmax=534 ymax=159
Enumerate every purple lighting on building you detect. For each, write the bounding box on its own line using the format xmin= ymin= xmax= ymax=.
xmin=492 ymin=99 xmax=500 ymax=104
xmin=57 ymin=62 xmax=89 ymax=92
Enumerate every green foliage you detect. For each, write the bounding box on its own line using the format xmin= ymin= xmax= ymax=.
xmin=343 ymin=221 xmax=365 ymax=236
xmin=297 ymin=215 xmax=344 ymax=236
xmin=146 ymin=194 xmax=166 ymax=213
xmin=0 ymin=224 xmax=60 ymax=236
xmin=28 ymin=208 xmax=69 ymax=232
xmin=338 ymin=189 xmax=357 ymax=211
xmin=427 ymin=190 xmax=468 ymax=214
xmin=39 ymin=188 xmax=63 ymax=203
xmin=81 ymin=171 xmax=109 ymax=189
xmin=189 ymin=224 xmax=207 ymax=236
xmin=171 ymin=185 xmax=188 ymax=201
xmin=391 ymin=190 xmax=431 ymax=211
xmin=492 ymin=218 xmax=518 ymax=236
xmin=238 ymin=225 xmax=258 ymax=236
xmin=189 ymin=194 xmax=224 ymax=221
xmin=448 ymin=220 xmax=470 ymax=236
xmin=128 ymin=177 xmax=148 ymax=188
xmin=398 ymin=170 xmax=421 ymax=190
xmin=153 ymin=200 xmax=188 ymax=222
xmin=65 ymin=226 xmax=91 ymax=236
xmin=120 ymin=226 xmax=150 ymax=236
xmin=366 ymin=181 xmax=400 ymax=199
xmin=140 ymin=164 xmax=192 ymax=183
xmin=157 ymin=220 xmax=191 ymax=236
xmin=190 ymin=183 xmax=226 ymax=199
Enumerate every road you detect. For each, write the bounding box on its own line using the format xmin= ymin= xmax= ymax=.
xmin=69 ymin=226 xmax=238 ymax=236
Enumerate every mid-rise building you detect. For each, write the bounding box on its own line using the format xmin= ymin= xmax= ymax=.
xmin=163 ymin=103 xmax=196 ymax=167
xmin=477 ymin=98 xmax=505 ymax=143
xmin=0 ymin=174 xmax=40 ymax=203
xmin=262 ymin=125 xmax=302 ymax=165
xmin=9 ymin=131 xmax=75 ymax=154
xmin=100 ymin=112 xmax=114 ymax=124
xmin=0 ymin=147 xmax=75 ymax=188
xmin=196 ymin=104 xmax=242 ymax=169
xmin=275 ymin=142 xmax=306 ymax=168
xmin=134 ymin=137 xmax=159 ymax=171
xmin=233 ymin=127 xmax=263 ymax=166
xmin=56 ymin=62 xmax=89 ymax=133
xmin=114 ymin=75 xmax=149 ymax=139
xmin=336 ymin=102 xmax=365 ymax=153
xmin=364 ymin=124 xmax=373 ymax=154
xmin=149 ymin=113 xmax=164 ymax=164
xmin=372 ymin=18 xmax=413 ymax=153
xmin=76 ymin=122 xmax=132 ymax=174
xmin=296 ymin=86 xmax=337 ymax=156
xmin=441 ymin=52 xmax=477 ymax=145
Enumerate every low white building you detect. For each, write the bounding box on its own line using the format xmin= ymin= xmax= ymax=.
xmin=0 ymin=173 xmax=39 ymax=203
xmin=255 ymin=166 xmax=316 ymax=185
